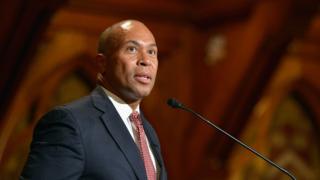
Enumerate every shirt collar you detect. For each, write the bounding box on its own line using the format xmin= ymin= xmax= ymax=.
xmin=100 ymin=86 xmax=140 ymax=120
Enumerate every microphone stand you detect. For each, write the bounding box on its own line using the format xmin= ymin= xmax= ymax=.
xmin=168 ymin=99 xmax=296 ymax=180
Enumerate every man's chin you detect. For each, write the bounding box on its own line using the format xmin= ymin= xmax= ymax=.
xmin=121 ymin=89 xmax=151 ymax=102
xmin=132 ymin=89 xmax=152 ymax=100
xmin=135 ymin=92 xmax=151 ymax=100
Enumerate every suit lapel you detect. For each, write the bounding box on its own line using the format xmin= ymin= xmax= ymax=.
xmin=91 ymin=87 xmax=147 ymax=180
xmin=140 ymin=114 xmax=166 ymax=180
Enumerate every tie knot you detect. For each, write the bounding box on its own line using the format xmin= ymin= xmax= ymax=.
xmin=129 ymin=111 xmax=141 ymax=125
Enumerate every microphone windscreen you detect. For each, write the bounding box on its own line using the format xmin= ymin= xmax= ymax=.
xmin=167 ymin=98 xmax=182 ymax=108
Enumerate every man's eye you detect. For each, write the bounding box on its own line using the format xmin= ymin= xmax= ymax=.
xmin=127 ymin=46 xmax=137 ymax=53
xmin=148 ymin=49 xmax=157 ymax=56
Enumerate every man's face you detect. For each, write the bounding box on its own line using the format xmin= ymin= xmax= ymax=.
xmin=104 ymin=22 xmax=158 ymax=103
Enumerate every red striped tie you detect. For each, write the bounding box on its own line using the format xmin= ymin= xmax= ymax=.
xmin=130 ymin=111 xmax=156 ymax=180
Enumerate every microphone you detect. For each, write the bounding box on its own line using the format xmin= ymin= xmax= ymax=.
xmin=167 ymin=98 xmax=296 ymax=180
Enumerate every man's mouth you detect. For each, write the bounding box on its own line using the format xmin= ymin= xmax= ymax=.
xmin=134 ymin=74 xmax=151 ymax=84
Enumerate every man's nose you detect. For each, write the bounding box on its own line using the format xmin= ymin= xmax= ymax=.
xmin=137 ymin=51 xmax=150 ymax=66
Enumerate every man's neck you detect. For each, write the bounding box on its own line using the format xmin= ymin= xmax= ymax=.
xmin=99 ymin=85 xmax=141 ymax=111
xmin=127 ymin=101 xmax=140 ymax=111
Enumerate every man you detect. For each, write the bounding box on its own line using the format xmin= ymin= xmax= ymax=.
xmin=21 ymin=20 xmax=167 ymax=180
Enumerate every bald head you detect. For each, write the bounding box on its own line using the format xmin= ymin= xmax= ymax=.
xmin=97 ymin=20 xmax=155 ymax=56
xmin=95 ymin=20 xmax=158 ymax=108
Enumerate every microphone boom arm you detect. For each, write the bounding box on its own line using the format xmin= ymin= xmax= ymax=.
xmin=169 ymin=99 xmax=296 ymax=180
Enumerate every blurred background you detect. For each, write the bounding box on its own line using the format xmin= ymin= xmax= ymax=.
xmin=0 ymin=0 xmax=319 ymax=179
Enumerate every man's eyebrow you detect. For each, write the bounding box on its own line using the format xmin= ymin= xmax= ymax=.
xmin=125 ymin=40 xmax=157 ymax=48
xmin=125 ymin=40 xmax=140 ymax=46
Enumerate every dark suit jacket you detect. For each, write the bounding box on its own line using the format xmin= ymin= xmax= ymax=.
xmin=21 ymin=86 xmax=167 ymax=180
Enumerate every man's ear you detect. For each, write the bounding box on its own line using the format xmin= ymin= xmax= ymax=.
xmin=95 ymin=53 xmax=107 ymax=73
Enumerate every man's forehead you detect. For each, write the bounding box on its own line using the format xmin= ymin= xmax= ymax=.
xmin=103 ymin=20 xmax=157 ymax=48
xmin=118 ymin=23 xmax=156 ymax=44
xmin=117 ymin=20 xmax=152 ymax=35
xmin=124 ymin=40 xmax=157 ymax=48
